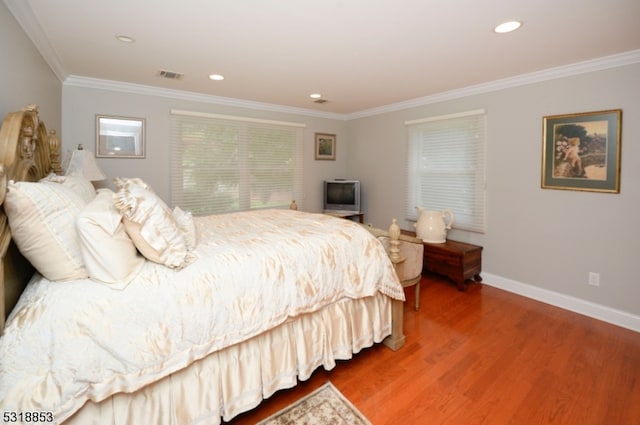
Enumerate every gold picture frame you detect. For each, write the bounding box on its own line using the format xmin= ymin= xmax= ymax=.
xmin=315 ymin=133 xmax=336 ymax=160
xmin=541 ymin=109 xmax=621 ymax=193
xmin=96 ymin=115 xmax=146 ymax=158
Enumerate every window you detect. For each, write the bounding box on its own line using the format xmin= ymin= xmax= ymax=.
xmin=170 ymin=110 xmax=305 ymax=216
xmin=405 ymin=109 xmax=486 ymax=233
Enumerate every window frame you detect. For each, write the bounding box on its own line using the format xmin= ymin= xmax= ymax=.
xmin=405 ymin=109 xmax=487 ymax=233
xmin=170 ymin=110 xmax=305 ymax=216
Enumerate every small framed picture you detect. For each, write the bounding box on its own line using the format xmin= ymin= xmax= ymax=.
xmin=96 ymin=115 xmax=146 ymax=158
xmin=315 ymin=133 xmax=336 ymax=160
xmin=541 ymin=109 xmax=622 ymax=193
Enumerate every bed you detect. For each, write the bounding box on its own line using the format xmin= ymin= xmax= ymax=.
xmin=0 ymin=105 xmax=407 ymax=424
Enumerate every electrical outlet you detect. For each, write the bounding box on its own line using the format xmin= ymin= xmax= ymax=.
xmin=588 ymin=272 xmax=600 ymax=287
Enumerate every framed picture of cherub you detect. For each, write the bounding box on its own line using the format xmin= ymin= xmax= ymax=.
xmin=541 ymin=109 xmax=622 ymax=193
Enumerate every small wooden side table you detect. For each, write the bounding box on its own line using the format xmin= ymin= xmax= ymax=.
xmin=422 ymin=239 xmax=483 ymax=290
xmin=324 ymin=211 xmax=364 ymax=223
xmin=402 ymin=231 xmax=482 ymax=291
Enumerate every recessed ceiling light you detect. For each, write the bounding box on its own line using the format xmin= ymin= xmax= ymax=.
xmin=115 ymin=34 xmax=135 ymax=43
xmin=209 ymin=74 xmax=224 ymax=81
xmin=494 ymin=21 xmax=522 ymax=34
xmin=310 ymin=93 xmax=322 ymax=99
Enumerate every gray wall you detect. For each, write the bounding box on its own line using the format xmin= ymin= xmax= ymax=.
xmin=0 ymin=3 xmax=61 ymax=130
xmin=61 ymin=84 xmax=349 ymax=211
xmin=62 ymin=62 xmax=640 ymax=329
xmin=349 ymin=63 xmax=640 ymax=326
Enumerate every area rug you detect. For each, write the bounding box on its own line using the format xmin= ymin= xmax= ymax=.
xmin=256 ymin=382 xmax=372 ymax=425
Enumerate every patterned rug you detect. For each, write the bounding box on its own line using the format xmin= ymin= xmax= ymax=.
xmin=256 ymin=382 xmax=372 ymax=425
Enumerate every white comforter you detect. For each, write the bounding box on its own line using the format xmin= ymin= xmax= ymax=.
xmin=0 ymin=210 xmax=403 ymax=422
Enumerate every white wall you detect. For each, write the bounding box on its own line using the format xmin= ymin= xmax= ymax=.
xmin=349 ymin=62 xmax=640 ymax=326
xmin=0 ymin=2 xmax=60 ymax=128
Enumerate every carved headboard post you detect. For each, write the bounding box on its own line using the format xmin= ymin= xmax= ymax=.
xmin=0 ymin=105 xmax=60 ymax=331
xmin=49 ymin=129 xmax=63 ymax=175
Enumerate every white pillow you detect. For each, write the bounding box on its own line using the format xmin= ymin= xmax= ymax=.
xmin=76 ymin=189 xmax=145 ymax=288
xmin=41 ymin=173 xmax=96 ymax=203
xmin=113 ymin=178 xmax=193 ymax=268
xmin=4 ymin=180 xmax=88 ymax=281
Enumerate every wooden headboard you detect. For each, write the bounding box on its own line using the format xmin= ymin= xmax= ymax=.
xmin=0 ymin=105 xmax=62 ymax=331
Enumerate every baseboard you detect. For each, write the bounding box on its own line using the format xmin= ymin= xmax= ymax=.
xmin=482 ymin=273 xmax=640 ymax=333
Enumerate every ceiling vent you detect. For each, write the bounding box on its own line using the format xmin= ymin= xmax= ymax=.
xmin=158 ymin=69 xmax=184 ymax=80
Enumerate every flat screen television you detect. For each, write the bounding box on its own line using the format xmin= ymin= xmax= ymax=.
xmin=323 ymin=179 xmax=361 ymax=213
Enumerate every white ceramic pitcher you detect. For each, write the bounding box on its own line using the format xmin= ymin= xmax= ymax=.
xmin=414 ymin=207 xmax=455 ymax=243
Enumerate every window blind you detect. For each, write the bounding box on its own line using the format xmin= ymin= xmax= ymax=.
xmin=170 ymin=110 xmax=305 ymax=216
xmin=405 ymin=109 xmax=486 ymax=233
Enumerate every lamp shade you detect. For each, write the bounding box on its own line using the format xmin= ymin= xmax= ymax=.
xmin=65 ymin=145 xmax=106 ymax=181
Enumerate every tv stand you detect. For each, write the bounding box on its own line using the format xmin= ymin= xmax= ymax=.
xmin=324 ymin=211 xmax=364 ymax=223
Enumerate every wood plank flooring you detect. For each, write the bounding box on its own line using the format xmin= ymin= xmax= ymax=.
xmin=228 ymin=274 xmax=640 ymax=425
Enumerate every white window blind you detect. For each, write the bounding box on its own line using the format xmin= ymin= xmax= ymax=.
xmin=170 ymin=110 xmax=305 ymax=216
xmin=405 ymin=109 xmax=486 ymax=233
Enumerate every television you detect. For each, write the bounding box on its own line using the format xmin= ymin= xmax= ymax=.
xmin=323 ymin=179 xmax=361 ymax=213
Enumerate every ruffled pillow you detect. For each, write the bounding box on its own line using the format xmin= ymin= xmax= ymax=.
xmin=113 ymin=178 xmax=194 ymax=268
xmin=4 ymin=180 xmax=88 ymax=281
xmin=76 ymin=189 xmax=145 ymax=287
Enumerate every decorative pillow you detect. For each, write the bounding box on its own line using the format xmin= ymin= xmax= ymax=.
xmin=113 ymin=177 xmax=151 ymax=192
xmin=41 ymin=173 xmax=96 ymax=203
xmin=173 ymin=206 xmax=198 ymax=251
xmin=76 ymin=189 xmax=145 ymax=288
xmin=113 ymin=178 xmax=193 ymax=268
xmin=4 ymin=180 xmax=88 ymax=281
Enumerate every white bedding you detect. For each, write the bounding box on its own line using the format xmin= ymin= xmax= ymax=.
xmin=67 ymin=294 xmax=393 ymax=425
xmin=0 ymin=209 xmax=403 ymax=422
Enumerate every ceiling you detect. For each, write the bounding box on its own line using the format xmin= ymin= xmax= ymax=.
xmin=6 ymin=0 xmax=640 ymax=117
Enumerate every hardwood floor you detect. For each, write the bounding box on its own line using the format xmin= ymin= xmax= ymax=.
xmin=228 ymin=274 xmax=640 ymax=425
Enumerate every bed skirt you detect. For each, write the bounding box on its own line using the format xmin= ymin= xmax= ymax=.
xmin=65 ymin=293 xmax=392 ymax=425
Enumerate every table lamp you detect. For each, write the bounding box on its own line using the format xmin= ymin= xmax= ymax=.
xmin=64 ymin=144 xmax=106 ymax=181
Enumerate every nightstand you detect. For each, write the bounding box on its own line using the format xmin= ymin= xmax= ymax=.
xmin=422 ymin=239 xmax=482 ymax=290
xmin=324 ymin=211 xmax=364 ymax=223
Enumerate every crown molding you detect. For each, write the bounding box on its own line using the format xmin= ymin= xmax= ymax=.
xmin=347 ymin=49 xmax=640 ymax=120
xmin=63 ymin=76 xmax=349 ymax=121
xmin=66 ymin=48 xmax=639 ymax=122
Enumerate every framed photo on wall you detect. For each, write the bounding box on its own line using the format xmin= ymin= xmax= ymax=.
xmin=96 ymin=115 xmax=146 ymax=158
xmin=541 ymin=109 xmax=621 ymax=193
xmin=315 ymin=133 xmax=336 ymax=160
